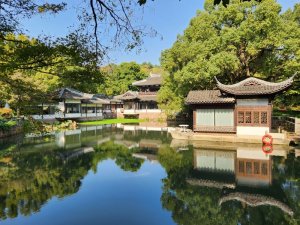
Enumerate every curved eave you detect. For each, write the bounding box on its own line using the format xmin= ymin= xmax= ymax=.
xmin=215 ymin=75 xmax=295 ymax=96
xmin=219 ymin=192 xmax=294 ymax=216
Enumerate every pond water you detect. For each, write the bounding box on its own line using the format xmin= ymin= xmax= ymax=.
xmin=0 ymin=124 xmax=300 ymax=225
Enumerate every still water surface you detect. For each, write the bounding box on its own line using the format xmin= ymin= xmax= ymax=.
xmin=0 ymin=125 xmax=299 ymax=225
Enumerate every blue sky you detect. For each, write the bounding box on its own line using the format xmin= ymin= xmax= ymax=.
xmin=23 ymin=0 xmax=299 ymax=65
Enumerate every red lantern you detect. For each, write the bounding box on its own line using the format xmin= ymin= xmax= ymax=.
xmin=262 ymin=144 xmax=273 ymax=154
xmin=262 ymin=134 xmax=273 ymax=145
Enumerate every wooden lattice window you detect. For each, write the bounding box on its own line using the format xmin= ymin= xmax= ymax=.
xmin=246 ymin=162 xmax=252 ymax=174
xmin=254 ymin=162 xmax=260 ymax=174
xmin=236 ymin=108 xmax=269 ymax=127
xmin=245 ymin=112 xmax=252 ymax=124
xmin=261 ymin=112 xmax=268 ymax=124
xmin=261 ymin=162 xmax=268 ymax=175
xmin=253 ymin=112 xmax=260 ymax=124
xmin=238 ymin=112 xmax=244 ymax=124
xmin=239 ymin=161 xmax=245 ymax=173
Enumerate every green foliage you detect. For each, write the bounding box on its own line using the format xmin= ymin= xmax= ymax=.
xmin=94 ymin=141 xmax=144 ymax=172
xmin=159 ymin=0 xmax=300 ymax=114
xmin=98 ymin=62 xmax=162 ymax=96
xmin=0 ymin=33 xmax=104 ymax=113
xmin=98 ymin=62 xmax=147 ymax=96
xmin=23 ymin=118 xmax=77 ymax=134
xmin=0 ymin=117 xmax=17 ymax=132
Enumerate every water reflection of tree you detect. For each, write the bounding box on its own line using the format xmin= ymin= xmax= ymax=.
xmin=0 ymin=151 xmax=93 ymax=219
xmin=0 ymin=141 xmax=144 ymax=220
xmin=272 ymin=153 xmax=300 ymax=224
xmin=157 ymin=146 xmax=300 ymax=225
xmin=122 ymin=130 xmax=172 ymax=144
xmin=93 ymin=141 xmax=144 ymax=172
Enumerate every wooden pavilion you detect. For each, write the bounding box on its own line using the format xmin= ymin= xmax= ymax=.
xmin=186 ymin=76 xmax=295 ymax=136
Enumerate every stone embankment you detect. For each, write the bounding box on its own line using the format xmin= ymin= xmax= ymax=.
xmin=0 ymin=124 xmax=23 ymax=138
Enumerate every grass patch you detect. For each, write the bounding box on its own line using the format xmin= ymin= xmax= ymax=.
xmin=79 ymin=118 xmax=144 ymax=125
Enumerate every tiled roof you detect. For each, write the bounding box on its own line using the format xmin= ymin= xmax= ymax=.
xmin=55 ymin=88 xmax=94 ymax=100
xmin=52 ymin=88 xmax=112 ymax=104
xmin=114 ymin=91 xmax=139 ymax=100
xmin=82 ymin=98 xmax=110 ymax=104
xmin=132 ymin=74 xmax=162 ymax=86
xmin=116 ymin=91 xmax=158 ymax=102
xmin=186 ymin=90 xmax=235 ymax=104
xmin=215 ymin=75 xmax=295 ymax=96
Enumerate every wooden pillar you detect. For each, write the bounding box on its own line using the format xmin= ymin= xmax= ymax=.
xmin=41 ymin=103 xmax=44 ymax=119
xmin=64 ymin=99 xmax=66 ymax=118
xmin=193 ymin=110 xmax=196 ymax=131
xmin=96 ymin=104 xmax=98 ymax=117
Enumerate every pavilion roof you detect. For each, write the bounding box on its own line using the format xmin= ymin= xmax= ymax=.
xmin=53 ymin=88 xmax=92 ymax=100
xmin=52 ymin=88 xmax=113 ymax=104
xmin=185 ymin=90 xmax=235 ymax=105
xmin=115 ymin=91 xmax=158 ymax=102
xmin=215 ymin=75 xmax=295 ymax=96
xmin=132 ymin=74 xmax=162 ymax=86
xmin=114 ymin=91 xmax=139 ymax=100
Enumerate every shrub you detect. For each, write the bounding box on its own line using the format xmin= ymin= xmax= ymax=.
xmin=0 ymin=108 xmax=13 ymax=118
xmin=0 ymin=118 xmax=17 ymax=131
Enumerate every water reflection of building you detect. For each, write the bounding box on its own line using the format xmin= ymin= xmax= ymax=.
xmin=236 ymin=147 xmax=272 ymax=187
xmin=16 ymin=125 xmax=167 ymax=159
xmin=188 ymin=144 xmax=294 ymax=216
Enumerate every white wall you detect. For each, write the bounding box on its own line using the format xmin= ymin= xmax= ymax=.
xmin=236 ymin=99 xmax=269 ymax=106
xmin=237 ymin=148 xmax=270 ymax=160
xmin=236 ymin=126 xmax=269 ymax=136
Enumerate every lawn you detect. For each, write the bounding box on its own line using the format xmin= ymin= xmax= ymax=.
xmin=79 ymin=118 xmax=144 ymax=125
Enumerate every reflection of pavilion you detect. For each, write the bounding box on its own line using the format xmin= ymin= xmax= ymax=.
xmin=187 ymin=145 xmax=294 ymax=216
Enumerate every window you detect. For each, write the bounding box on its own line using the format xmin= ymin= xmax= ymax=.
xmin=239 ymin=161 xmax=245 ymax=173
xmin=254 ymin=162 xmax=260 ymax=174
xmin=245 ymin=112 xmax=252 ymax=124
xmin=237 ymin=160 xmax=269 ymax=177
xmin=196 ymin=109 xmax=234 ymax=127
xmin=253 ymin=112 xmax=260 ymax=124
xmin=237 ymin=109 xmax=269 ymax=127
xmin=261 ymin=162 xmax=268 ymax=175
xmin=246 ymin=162 xmax=252 ymax=174
xmin=261 ymin=112 xmax=268 ymax=124
xmin=238 ymin=112 xmax=244 ymax=124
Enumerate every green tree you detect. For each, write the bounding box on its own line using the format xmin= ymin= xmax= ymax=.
xmin=98 ymin=62 xmax=148 ymax=96
xmin=0 ymin=34 xmax=104 ymax=114
xmin=159 ymin=0 xmax=300 ymax=116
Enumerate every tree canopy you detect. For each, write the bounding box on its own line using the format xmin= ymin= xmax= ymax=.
xmin=98 ymin=62 xmax=162 ymax=96
xmin=158 ymin=0 xmax=300 ymax=117
xmin=0 ymin=0 xmax=149 ymax=112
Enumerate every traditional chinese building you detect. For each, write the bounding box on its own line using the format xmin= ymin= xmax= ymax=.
xmin=116 ymin=73 xmax=165 ymax=119
xmin=31 ymin=88 xmax=122 ymax=121
xmin=186 ymin=76 xmax=295 ymax=136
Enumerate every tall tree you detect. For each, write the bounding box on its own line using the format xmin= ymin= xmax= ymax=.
xmin=159 ymin=0 xmax=300 ymax=117
xmin=98 ymin=62 xmax=148 ymax=96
